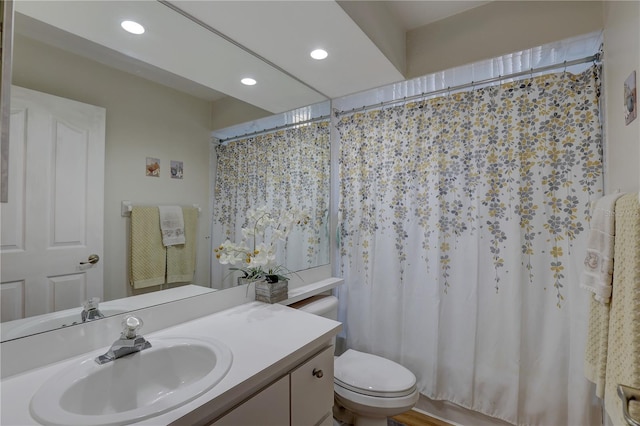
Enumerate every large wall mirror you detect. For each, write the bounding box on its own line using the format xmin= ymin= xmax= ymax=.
xmin=0 ymin=1 xmax=330 ymax=342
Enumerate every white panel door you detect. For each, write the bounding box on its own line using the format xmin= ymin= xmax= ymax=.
xmin=0 ymin=86 xmax=105 ymax=320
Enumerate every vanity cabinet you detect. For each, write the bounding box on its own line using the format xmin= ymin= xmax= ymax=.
xmin=213 ymin=376 xmax=290 ymax=426
xmin=212 ymin=345 xmax=334 ymax=426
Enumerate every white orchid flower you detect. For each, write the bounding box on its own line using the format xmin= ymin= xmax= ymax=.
xmin=241 ymin=227 xmax=255 ymax=239
xmin=216 ymin=240 xmax=250 ymax=265
xmin=272 ymin=228 xmax=288 ymax=241
xmin=215 ymin=205 xmax=309 ymax=278
xmin=219 ymin=251 xmax=242 ymax=265
xmin=248 ymin=242 xmax=276 ymax=268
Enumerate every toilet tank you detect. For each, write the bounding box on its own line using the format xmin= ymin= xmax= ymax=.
xmin=295 ymin=295 xmax=339 ymax=321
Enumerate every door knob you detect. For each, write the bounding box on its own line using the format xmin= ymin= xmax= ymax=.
xmin=80 ymin=254 xmax=100 ymax=265
xmin=312 ymin=368 xmax=324 ymax=378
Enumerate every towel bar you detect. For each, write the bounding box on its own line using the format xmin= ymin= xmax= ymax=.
xmin=618 ymin=384 xmax=640 ymax=426
xmin=121 ymin=200 xmax=201 ymax=217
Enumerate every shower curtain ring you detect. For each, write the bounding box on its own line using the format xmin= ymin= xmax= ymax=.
xmin=563 ymin=60 xmax=567 ymax=76
xmin=418 ymin=92 xmax=427 ymax=109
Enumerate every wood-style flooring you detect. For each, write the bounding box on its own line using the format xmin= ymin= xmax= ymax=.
xmin=390 ymin=409 xmax=453 ymax=426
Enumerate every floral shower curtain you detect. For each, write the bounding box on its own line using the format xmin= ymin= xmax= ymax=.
xmin=212 ymin=121 xmax=330 ymax=288
xmin=336 ymin=67 xmax=602 ymax=425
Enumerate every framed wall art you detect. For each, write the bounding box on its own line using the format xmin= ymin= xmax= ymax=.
xmin=146 ymin=157 xmax=160 ymax=177
xmin=624 ymin=70 xmax=637 ymax=125
xmin=170 ymin=160 xmax=183 ymax=179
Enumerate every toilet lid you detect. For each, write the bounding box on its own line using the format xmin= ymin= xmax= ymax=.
xmin=334 ymin=349 xmax=416 ymax=398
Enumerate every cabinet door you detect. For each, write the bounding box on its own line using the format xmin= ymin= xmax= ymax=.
xmin=318 ymin=414 xmax=334 ymax=426
xmin=213 ymin=375 xmax=290 ymax=426
xmin=291 ymin=346 xmax=335 ymax=426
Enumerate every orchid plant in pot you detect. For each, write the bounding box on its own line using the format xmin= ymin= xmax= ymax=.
xmin=215 ymin=205 xmax=309 ymax=285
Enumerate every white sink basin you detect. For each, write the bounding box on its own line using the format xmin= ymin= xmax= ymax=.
xmin=30 ymin=336 xmax=233 ymax=426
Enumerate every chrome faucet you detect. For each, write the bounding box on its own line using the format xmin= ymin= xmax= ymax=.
xmin=95 ymin=315 xmax=151 ymax=365
xmin=81 ymin=297 xmax=105 ymax=322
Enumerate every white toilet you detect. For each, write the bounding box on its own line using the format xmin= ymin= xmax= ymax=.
xmin=297 ymin=296 xmax=419 ymax=426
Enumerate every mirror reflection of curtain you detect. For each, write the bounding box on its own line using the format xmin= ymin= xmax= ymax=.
xmin=212 ymin=121 xmax=330 ymax=288
xmin=336 ymin=67 xmax=602 ymax=425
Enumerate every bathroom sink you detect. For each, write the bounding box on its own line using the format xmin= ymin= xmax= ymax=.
xmin=30 ymin=336 xmax=233 ymax=426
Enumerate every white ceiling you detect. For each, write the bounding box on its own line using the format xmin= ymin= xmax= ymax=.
xmin=172 ymin=1 xmax=405 ymax=100
xmin=14 ymin=1 xmax=489 ymax=114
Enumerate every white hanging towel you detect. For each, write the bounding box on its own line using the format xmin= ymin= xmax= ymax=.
xmin=580 ymin=192 xmax=625 ymax=303
xmin=158 ymin=205 xmax=185 ymax=246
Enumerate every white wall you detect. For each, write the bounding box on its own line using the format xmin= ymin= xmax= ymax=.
xmin=406 ymin=1 xmax=603 ymax=79
xmin=12 ymin=35 xmax=213 ymax=301
xmin=211 ymin=95 xmax=271 ymax=131
xmin=602 ymin=1 xmax=640 ymax=194
xmin=337 ymin=0 xmax=406 ymax=76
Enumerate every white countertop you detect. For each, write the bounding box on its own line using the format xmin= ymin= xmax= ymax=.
xmin=0 ymin=302 xmax=341 ymax=425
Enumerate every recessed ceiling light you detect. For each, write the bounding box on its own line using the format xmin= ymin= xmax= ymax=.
xmin=121 ymin=20 xmax=145 ymax=35
xmin=310 ymin=49 xmax=328 ymax=60
xmin=241 ymin=78 xmax=257 ymax=86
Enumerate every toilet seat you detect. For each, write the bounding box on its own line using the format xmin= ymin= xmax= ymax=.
xmin=335 ymin=378 xmax=417 ymax=398
xmin=334 ymin=349 xmax=417 ymax=398
xmin=334 ymin=379 xmax=420 ymax=420
xmin=334 ymin=382 xmax=419 ymax=412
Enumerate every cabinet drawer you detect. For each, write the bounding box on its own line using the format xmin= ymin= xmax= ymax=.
xmin=291 ymin=345 xmax=334 ymax=426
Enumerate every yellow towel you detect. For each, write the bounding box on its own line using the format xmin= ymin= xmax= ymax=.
xmin=166 ymin=207 xmax=198 ymax=283
xmin=604 ymin=193 xmax=640 ymax=424
xmin=130 ymin=206 xmax=166 ymax=289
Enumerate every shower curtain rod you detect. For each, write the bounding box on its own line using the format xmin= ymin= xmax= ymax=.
xmin=334 ymin=53 xmax=600 ymax=117
xmin=217 ymin=114 xmax=330 ymax=144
